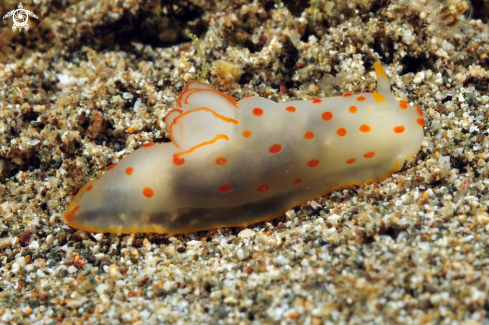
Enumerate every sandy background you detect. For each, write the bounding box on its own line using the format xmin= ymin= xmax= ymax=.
xmin=1 ymin=0 xmax=489 ymax=324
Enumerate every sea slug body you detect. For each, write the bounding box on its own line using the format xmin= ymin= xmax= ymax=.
xmin=64 ymin=62 xmax=425 ymax=234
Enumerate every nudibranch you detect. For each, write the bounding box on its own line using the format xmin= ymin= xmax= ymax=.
xmin=65 ymin=62 xmax=425 ymax=234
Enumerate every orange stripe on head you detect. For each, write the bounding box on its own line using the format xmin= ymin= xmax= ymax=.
xmin=173 ymin=134 xmax=230 ymax=159
xmin=185 ymin=81 xmax=216 ymax=90
xmin=169 ymin=130 xmax=180 ymax=149
xmin=220 ymin=92 xmax=239 ymax=108
xmin=179 ymin=82 xmax=217 ymax=102
xmin=164 ymin=109 xmax=182 ymax=126
xmin=183 ymin=89 xmax=239 ymax=108
xmin=170 ymin=107 xmax=238 ymax=149
xmin=206 ymin=107 xmax=238 ymax=124
xmin=180 ymin=89 xmax=207 ymax=105
xmin=183 ymin=89 xmax=199 ymax=104
xmin=178 ymin=89 xmax=194 ymax=104
xmin=177 ymin=107 xmax=238 ymax=124
xmin=183 ymin=82 xmax=193 ymax=91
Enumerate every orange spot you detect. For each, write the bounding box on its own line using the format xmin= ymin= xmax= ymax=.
xmin=304 ymin=131 xmax=315 ymax=139
xmin=322 ymin=111 xmax=333 ymax=121
xmin=215 ymin=157 xmax=228 ymax=166
xmin=372 ymin=92 xmax=386 ymax=103
xmin=257 ymin=185 xmax=270 ymax=192
xmin=242 ymin=130 xmax=252 ymax=138
xmin=173 ymin=157 xmax=185 ymax=166
xmin=307 ymin=159 xmax=320 ymax=168
xmin=293 ymin=179 xmax=302 ymax=185
xmin=416 ymin=106 xmax=424 ymax=116
xmin=286 ymin=106 xmax=296 ymax=112
xmin=393 ymin=126 xmax=405 ymax=133
xmin=346 ymin=158 xmax=356 ymax=164
xmin=107 ymin=163 xmax=117 ymax=170
xmin=253 ymin=107 xmax=264 ymax=116
xmin=343 ymin=93 xmax=353 ymax=97
xmin=142 ymin=143 xmax=154 ymax=148
xmin=86 ymin=185 xmax=93 ymax=192
xmin=65 ymin=205 xmax=80 ymax=221
xmin=269 ymin=144 xmax=282 ymax=154
xmin=349 ymin=106 xmax=357 ymax=113
xmin=359 ymin=124 xmax=371 ymax=133
xmin=143 ymin=187 xmax=154 ymax=198
xmin=363 ymin=151 xmax=375 ymax=158
xmin=218 ymin=184 xmax=233 ymax=193
xmin=336 ymin=128 xmax=347 ymax=137
xmin=417 ymin=118 xmax=426 ymax=126
xmin=356 ymin=96 xmax=366 ymax=102
xmin=244 ymin=94 xmax=253 ymax=98
xmin=125 ymin=167 xmax=134 ymax=175
xmin=312 ymin=98 xmax=322 ymax=104
xmin=399 ymin=101 xmax=408 ymax=109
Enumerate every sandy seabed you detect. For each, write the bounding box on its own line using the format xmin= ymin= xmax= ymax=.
xmin=1 ymin=0 xmax=489 ymax=324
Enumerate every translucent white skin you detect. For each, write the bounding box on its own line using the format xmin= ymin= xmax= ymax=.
xmin=65 ymin=63 xmax=425 ymax=234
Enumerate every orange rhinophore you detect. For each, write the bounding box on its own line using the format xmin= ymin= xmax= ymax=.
xmin=64 ymin=62 xmax=424 ymax=234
